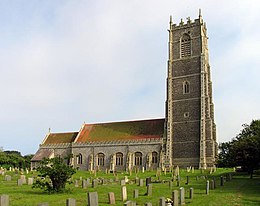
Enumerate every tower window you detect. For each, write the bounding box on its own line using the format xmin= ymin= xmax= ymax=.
xmin=181 ymin=33 xmax=191 ymax=57
xmin=183 ymin=81 xmax=190 ymax=94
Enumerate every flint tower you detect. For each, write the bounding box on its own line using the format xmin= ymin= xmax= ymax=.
xmin=164 ymin=12 xmax=217 ymax=168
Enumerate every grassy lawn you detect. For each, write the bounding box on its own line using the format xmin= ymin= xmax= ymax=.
xmin=0 ymin=168 xmax=259 ymax=205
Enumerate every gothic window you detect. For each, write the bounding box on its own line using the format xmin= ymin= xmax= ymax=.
xmin=97 ymin=153 xmax=105 ymax=166
xmin=181 ymin=33 xmax=191 ymax=57
xmin=152 ymin=151 xmax=158 ymax=164
xmin=116 ymin=152 xmax=123 ymax=166
xmin=135 ymin=152 xmax=142 ymax=166
xmin=183 ymin=81 xmax=190 ymax=94
xmin=76 ymin=153 xmax=82 ymax=165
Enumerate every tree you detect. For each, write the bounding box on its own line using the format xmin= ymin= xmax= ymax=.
xmin=33 ymin=156 xmax=76 ymax=193
xmin=218 ymin=120 xmax=260 ymax=178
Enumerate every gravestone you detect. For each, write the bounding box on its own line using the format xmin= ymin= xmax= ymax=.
xmin=142 ymin=167 xmax=145 ymax=173
xmin=186 ymin=176 xmax=189 ymax=185
xmin=108 ymin=192 xmax=115 ymax=204
xmin=139 ymin=179 xmax=144 ymax=187
xmin=135 ymin=177 xmax=139 ymax=184
xmin=146 ymin=177 xmax=151 ymax=186
xmin=210 ymin=180 xmax=215 ymax=190
xmin=133 ymin=189 xmax=138 ymax=198
xmin=0 ymin=194 xmax=9 ymax=206
xmin=82 ymin=179 xmax=87 ymax=189
xmin=147 ymin=184 xmax=152 ymax=196
xmin=28 ymin=177 xmax=34 ymax=185
xmin=159 ymin=197 xmax=166 ymax=206
xmin=20 ymin=175 xmax=26 ymax=184
xmin=179 ymin=187 xmax=185 ymax=205
xmin=189 ymin=188 xmax=194 ymax=199
xmin=66 ymin=198 xmax=76 ymax=206
xmin=88 ymin=192 xmax=98 ymax=206
xmin=172 ymin=190 xmax=178 ymax=206
xmin=169 ymin=181 xmax=173 ymax=189
xmin=145 ymin=203 xmax=152 ymax=206
xmin=37 ymin=203 xmax=48 ymax=206
xmin=4 ymin=175 xmax=11 ymax=181
xmin=120 ymin=180 xmax=126 ymax=186
xmin=75 ymin=180 xmax=79 ymax=187
xmin=121 ymin=186 xmax=127 ymax=201
xmin=92 ymin=179 xmax=98 ymax=188
xmin=206 ymin=180 xmax=209 ymax=195
xmin=220 ymin=176 xmax=224 ymax=186
xmin=124 ymin=201 xmax=135 ymax=206
xmin=17 ymin=179 xmax=23 ymax=186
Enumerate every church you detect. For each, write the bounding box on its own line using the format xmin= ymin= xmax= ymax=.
xmin=31 ymin=13 xmax=217 ymax=171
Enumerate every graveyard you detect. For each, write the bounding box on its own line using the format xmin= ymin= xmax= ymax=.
xmin=0 ymin=167 xmax=260 ymax=205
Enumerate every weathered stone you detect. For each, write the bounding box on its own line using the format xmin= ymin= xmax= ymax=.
xmin=108 ymin=192 xmax=115 ymax=204
xmin=189 ymin=187 xmax=194 ymax=200
xmin=133 ymin=189 xmax=138 ymax=198
xmin=17 ymin=179 xmax=23 ymax=186
xmin=4 ymin=175 xmax=11 ymax=181
xmin=20 ymin=175 xmax=26 ymax=184
xmin=159 ymin=197 xmax=166 ymax=206
xmin=121 ymin=186 xmax=127 ymax=201
xmin=92 ymin=179 xmax=98 ymax=188
xmin=28 ymin=177 xmax=34 ymax=185
xmin=179 ymin=187 xmax=185 ymax=205
xmin=172 ymin=190 xmax=178 ymax=206
xmin=82 ymin=179 xmax=87 ymax=188
xmin=146 ymin=177 xmax=151 ymax=186
xmin=87 ymin=192 xmax=98 ymax=206
xmin=66 ymin=198 xmax=76 ymax=206
xmin=206 ymin=180 xmax=209 ymax=195
xmin=75 ymin=180 xmax=79 ymax=187
xmin=0 ymin=195 xmax=9 ymax=206
xmin=147 ymin=184 xmax=152 ymax=196
xmin=139 ymin=179 xmax=144 ymax=187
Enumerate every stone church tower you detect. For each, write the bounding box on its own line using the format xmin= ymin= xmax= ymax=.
xmin=164 ymin=13 xmax=217 ymax=168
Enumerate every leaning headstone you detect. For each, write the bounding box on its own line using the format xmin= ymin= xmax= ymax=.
xmin=172 ymin=190 xmax=178 ymax=206
xmin=179 ymin=187 xmax=185 ymax=205
xmin=206 ymin=180 xmax=209 ymax=195
xmin=189 ymin=187 xmax=194 ymax=199
xmin=38 ymin=203 xmax=48 ymax=206
xmin=145 ymin=203 xmax=152 ymax=206
xmin=108 ymin=192 xmax=115 ymax=204
xmin=133 ymin=189 xmax=138 ymax=198
xmin=147 ymin=184 xmax=152 ymax=196
xmin=88 ymin=192 xmax=98 ymax=206
xmin=0 ymin=195 xmax=9 ymax=206
xmin=159 ymin=197 xmax=166 ymax=206
xmin=121 ymin=186 xmax=127 ymax=201
xmin=139 ymin=179 xmax=144 ymax=187
xmin=146 ymin=177 xmax=152 ymax=186
xmin=66 ymin=198 xmax=76 ymax=206
xmin=28 ymin=177 xmax=34 ymax=185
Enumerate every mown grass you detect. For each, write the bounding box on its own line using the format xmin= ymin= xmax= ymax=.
xmin=0 ymin=168 xmax=259 ymax=205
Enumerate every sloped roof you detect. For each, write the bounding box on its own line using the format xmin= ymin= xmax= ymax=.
xmin=42 ymin=132 xmax=78 ymax=145
xmin=75 ymin=118 xmax=165 ymax=143
xmin=31 ymin=149 xmax=54 ymax=161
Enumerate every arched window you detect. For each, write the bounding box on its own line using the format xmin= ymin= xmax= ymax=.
xmin=181 ymin=33 xmax=191 ymax=57
xmin=116 ymin=152 xmax=123 ymax=166
xmin=76 ymin=153 xmax=82 ymax=165
xmin=135 ymin=152 xmax=142 ymax=166
xmin=97 ymin=153 xmax=105 ymax=166
xmin=152 ymin=152 xmax=158 ymax=164
xmin=183 ymin=81 xmax=190 ymax=94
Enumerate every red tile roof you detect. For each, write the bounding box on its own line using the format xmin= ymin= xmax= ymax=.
xmin=42 ymin=132 xmax=78 ymax=145
xmin=75 ymin=118 xmax=165 ymax=143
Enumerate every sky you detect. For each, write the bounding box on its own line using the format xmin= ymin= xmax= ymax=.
xmin=0 ymin=0 xmax=259 ymax=155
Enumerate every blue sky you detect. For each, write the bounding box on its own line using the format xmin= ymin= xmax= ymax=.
xmin=0 ymin=0 xmax=259 ymax=155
